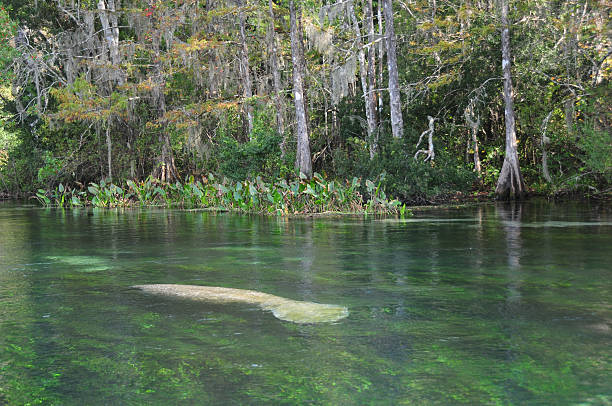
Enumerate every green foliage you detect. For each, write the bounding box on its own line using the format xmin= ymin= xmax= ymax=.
xmin=578 ymin=126 xmax=612 ymax=182
xmin=213 ymin=109 xmax=289 ymax=181
xmin=217 ymin=134 xmax=283 ymax=181
xmin=33 ymin=173 xmax=406 ymax=215
xmin=482 ymin=146 xmax=502 ymax=187
xmin=126 ymin=178 xmax=160 ymax=205
xmin=1 ymin=0 xmax=610 ymax=201
xmin=36 ymin=151 xmax=64 ymax=186
xmin=334 ymin=135 xmax=476 ymax=203
xmin=0 ymin=120 xmax=42 ymax=195
xmin=384 ymin=155 xmax=476 ymax=203
xmin=0 ymin=3 xmax=17 ymax=84
xmin=88 ymin=180 xmax=132 ymax=207
xmin=34 ymin=183 xmax=86 ymax=207
xmin=575 ymin=93 xmax=612 ymax=187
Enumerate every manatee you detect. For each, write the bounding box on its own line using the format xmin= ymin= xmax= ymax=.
xmin=46 ymin=255 xmax=110 ymax=272
xmin=132 ymin=284 xmax=349 ymax=324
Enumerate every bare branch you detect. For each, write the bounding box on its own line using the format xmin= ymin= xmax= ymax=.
xmin=414 ymin=115 xmax=436 ymax=162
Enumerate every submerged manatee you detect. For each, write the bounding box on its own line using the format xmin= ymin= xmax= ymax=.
xmin=46 ymin=255 xmax=110 ymax=272
xmin=132 ymin=284 xmax=349 ymax=324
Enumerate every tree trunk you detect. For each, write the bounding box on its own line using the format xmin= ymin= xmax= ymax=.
xmin=365 ymin=0 xmax=379 ymax=157
xmin=97 ymin=0 xmax=122 ymax=84
xmin=154 ymin=97 xmax=178 ymax=183
xmin=151 ymin=38 xmax=178 ymax=182
xmin=542 ymin=142 xmax=551 ymax=183
xmin=268 ymin=0 xmax=285 ymax=151
xmin=540 ymin=111 xmax=553 ymax=183
xmin=289 ymin=0 xmax=312 ymax=179
xmin=128 ymin=130 xmax=136 ymax=179
xmin=84 ymin=11 xmax=95 ymax=82
xmin=348 ymin=0 xmax=377 ymax=159
xmin=158 ymin=133 xmax=177 ymax=182
xmin=238 ymin=0 xmax=253 ymax=139
xmin=464 ymin=101 xmax=482 ymax=180
xmin=107 ymin=0 xmax=120 ymax=64
xmin=382 ymin=0 xmax=403 ymax=139
xmin=377 ymin=1 xmax=384 ymax=118
xmin=562 ymin=3 xmax=578 ymax=139
xmin=471 ymin=125 xmax=482 ymax=179
xmin=563 ymin=98 xmax=575 ymax=138
xmin=495 ymin=0 xmax=525 ymax=200
xmin=105 ymin=124 xmax=112 ymax=182
xmin=414 ymin=116 xmax=436 ymax=161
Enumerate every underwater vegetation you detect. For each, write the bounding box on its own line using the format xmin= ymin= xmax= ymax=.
xmin=1 ymin=202 xmax=610 ymax=404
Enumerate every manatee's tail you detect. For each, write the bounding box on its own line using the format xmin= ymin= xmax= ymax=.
xmin=262 ymin=300 xmax=349 ymax=323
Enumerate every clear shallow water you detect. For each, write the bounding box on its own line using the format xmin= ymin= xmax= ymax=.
xmin=0 ymin=201 xmax=610 ymax=405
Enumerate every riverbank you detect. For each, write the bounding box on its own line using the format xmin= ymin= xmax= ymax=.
xmin=30 ymin=174 xmax=404 ymax=215
xmin=14 ymin=175 xmax=611 ymax=216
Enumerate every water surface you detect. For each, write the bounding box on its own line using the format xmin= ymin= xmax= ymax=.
xmin=0 ymin=201 xmax=610 ymax=404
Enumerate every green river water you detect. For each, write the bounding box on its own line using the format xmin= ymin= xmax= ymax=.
xmin=0 ymin=201 xmax=610 ymax=405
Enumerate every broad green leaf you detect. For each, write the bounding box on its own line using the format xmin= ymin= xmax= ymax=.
xmin=366 ymin=179 xmax=375 ymax=192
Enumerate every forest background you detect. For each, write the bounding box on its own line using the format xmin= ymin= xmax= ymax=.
xmin=0 ymin=0 xmax=609 ymax=204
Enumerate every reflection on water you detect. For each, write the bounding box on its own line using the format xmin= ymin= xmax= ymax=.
xmin=0 ymin=200 xmax=611 ymax=404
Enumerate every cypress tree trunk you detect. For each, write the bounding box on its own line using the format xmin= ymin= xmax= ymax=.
xmin=495 ymin=0 xmax=525 ymax=200
xmin=289 ymin=0 xmax=312 ymax=179
xmin=471 ymin=124 xmax=482 ymax=180
xmin=365 ymin=0 xmax=378 ymax=157
xmin=151 ymin=30 xmax=178 ymax=182
xmin=377 ymin=1 xmax=384 ymax=118
xmin=156 ymin=96 xmax=178 ymax=183
xmin=464 ymin=102 xmax=482 ymax=180
xmin=105 ymin=125 xmax=112 ymax=182
xmin=540 ymin=111 xmax=553 ymax=183
xmin=238 ymin=0 xmax=253 ymax=139
xmin=154 ymin=95 xmax=178 ymax=183
xmin=348 ymin=0 xmax=377 ymax=157
xmin=382 ymin=0 xmax=403 ymax=139
xmin=267 ymin=0 xmax=285 ymax=150
xmin=97 ymin=0 xmax=122 ymax=84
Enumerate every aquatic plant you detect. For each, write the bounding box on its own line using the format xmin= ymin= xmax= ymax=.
xmin=32 ymin=173 xmax=408 ymax=215
xmin=88 ymin=180 xmax=132 ymax=207
xmin=126 ymin=178 xmax=159 ymax=205
xmin=34 ymin=183 xmax=86 ymax=207
xmin=132 ymin=284 xmax=349 ymax=324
